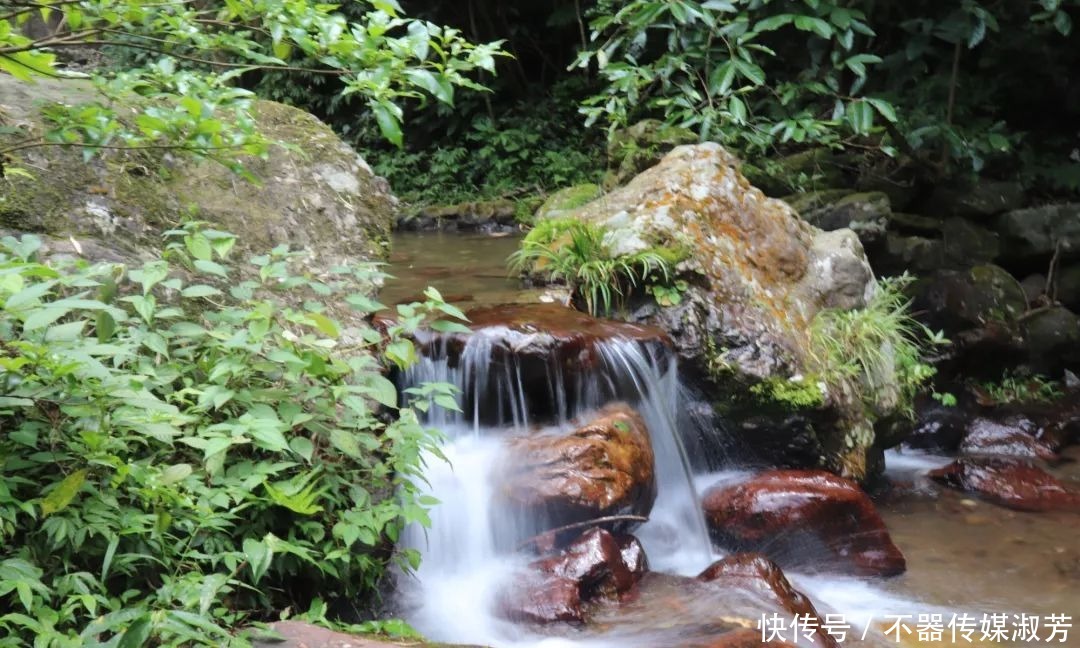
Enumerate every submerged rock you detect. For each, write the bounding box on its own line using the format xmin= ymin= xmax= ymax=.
xmin=701 ymin=470 xmax=906 ymax=577
xmin=496 ymin=571 xmax=584 ymax=625
xmin=698 ymin=553 xmax=837 ymax=648
xmin=928 ymin=457 xmax=1080 ymax=512
xmin=543 ymin=143 xmax=890 ymax=479
xmin=500 ymin=403 xmax=656 ymax=532
xmin=496 ymin=528 xmax=645 ymax=625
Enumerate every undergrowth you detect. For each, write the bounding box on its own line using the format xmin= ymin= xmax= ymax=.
xmin=0 ymin=226 xmax=464 ymax=646
xmin=808 ymin=275 xmax=949 ymax=418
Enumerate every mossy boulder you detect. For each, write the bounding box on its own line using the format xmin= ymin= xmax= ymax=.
xmin=0 ymin=76 xmax=395 ymax=270
xmin=545 ymin=143 xmax=897 ymax=479
xmin=535 ymin=184 xmax=602 ymax=221
xmin=604 ymin=119 xmax=697 ymax=188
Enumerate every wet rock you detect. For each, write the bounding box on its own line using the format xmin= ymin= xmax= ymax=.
xmin=531 ymin=528 xmax=642 ymax=598
xmin=702 ymin=470 xmax=906 ymax=577
xmin=413 ymin=303 xmax=672 ymax=424
xmin=402 ymin=200 xmax=519 ymax=233
xmin=498 ymin=528 xmax=645 ymax=625
xmin=729 ymin=413 xmax=826 ymax=469
xmin=616 ymin=534 xmax=649 ymax=575
xmin=542 ymin=143 xmax=890 ymax=478
xmin=704 ymin=629 xmax=798 ymax=647
xmin=501 ymin=403 xmax=656 ymax=531
xmin=1020 ymin=273 xmax=1048 ymax=305
xmin=1056 ymin=264 xmax=1080 ymax=311
xmin=801 ymin=191 xmax=891 ymax=246
xmin=928 ymin=457 xmax=1080 ymax=512
xmin=902 ymin=401 xmax=969 ymax=452
xmin=496 ymin=571 xmax=584 ymax=624
xmin=960 ymin=415 xmax=1060 ymax=461
xmin=698 ymin=554 xmax=829 ymax=643
xmin=890 ymin=212 xmax=944 ymax=236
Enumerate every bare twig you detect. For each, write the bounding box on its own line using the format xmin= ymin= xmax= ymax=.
xmin=516 ymin=514 xmax=649 ymax=551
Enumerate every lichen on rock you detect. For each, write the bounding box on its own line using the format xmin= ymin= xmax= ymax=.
xmin=539 ymin=143 xmax=895 ymax=479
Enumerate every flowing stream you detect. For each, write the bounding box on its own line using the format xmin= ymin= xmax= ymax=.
xmin=386 ymin=232 xmax=1080 ymax=648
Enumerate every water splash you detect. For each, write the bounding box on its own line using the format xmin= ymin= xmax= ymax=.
xmin=399 ymin=329 xmax=712 ymax=645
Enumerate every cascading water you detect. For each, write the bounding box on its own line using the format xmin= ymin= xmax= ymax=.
xmin=396 ymin=309 xmax=713 ymax=646
xmin=394 ymin=304 xmax=937 ymax=647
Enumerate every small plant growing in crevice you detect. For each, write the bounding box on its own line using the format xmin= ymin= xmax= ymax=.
xmin=808 ymin=275 xmax=949 ymax=418
xmin=508 ymin=218 xmax=679 ymax=316
xmin=975 ymin=370 xmax=1063 ymax=405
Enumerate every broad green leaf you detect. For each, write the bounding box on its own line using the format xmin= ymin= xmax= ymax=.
xmin=243 ymin=537 xmax=274 ymax=583
xmin=41 ymin=469 xmax=87 ymax=515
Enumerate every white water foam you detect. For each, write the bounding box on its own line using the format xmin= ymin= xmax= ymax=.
xmin=398 ymin=329 xmax=937 ymax=647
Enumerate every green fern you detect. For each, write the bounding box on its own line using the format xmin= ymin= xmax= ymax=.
xmin=509 ymin=218 xmax=672 ymax=316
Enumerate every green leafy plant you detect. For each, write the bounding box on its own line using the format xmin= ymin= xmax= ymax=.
xmin=508 ymin=218 xmax=674 ymax=316
xmin=0 ymin=227 xmax=464 ymax=646
xmin=977 ymin=370 xmax=1063 ymax=405
xmin=0 ymin=0 xmax=504 ymax=176
xmin=808 ymin=274 xmax=948 ymax=418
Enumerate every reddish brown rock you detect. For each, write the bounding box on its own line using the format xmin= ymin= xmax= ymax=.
xmin=698 ymin=553 xmax=837 ymax=648
xmin=532 ymin=528 xmax=642 ymax=598
xmin=616 ymin=534 xmax=649 ymax=575
xmin=928 ymin=457 xmax=1080 ymax=512
xmin=960 ymin=415 xmax=1060 ymax=461
xmin=496 ymin=528 xmax=647 ymax=625
xmin=704 ymin=628 xmax=798 ymax=648
xmin=501 ymin=403 xmax=656 ymax=531
xmin=702 ymin=470 xmax=906 ymax=577
xmin=410 ymin=303 xmax=673 ymax=424
xmin=496 ymin=572 xmax=584 ymax=625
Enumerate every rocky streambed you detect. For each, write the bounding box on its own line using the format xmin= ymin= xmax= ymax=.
xmin=378 ymin=230 xmax=1080 ymax=648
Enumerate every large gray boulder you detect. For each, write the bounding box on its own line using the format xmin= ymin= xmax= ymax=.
xmin=0 ymin=76 xmax=395 ymax=271
xmin=994 ymin=203 xmax=1080 ymax=265
xmin=542 ymin=143 xmax=891 ymax=479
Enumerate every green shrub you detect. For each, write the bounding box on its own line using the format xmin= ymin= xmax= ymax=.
xmin=508 ymin=218 xmax=677 ymax=316
xmin=0 ymin=227 xmax=463 ymax=646
xmin=808 ymin=275 xmax=948 ymax=418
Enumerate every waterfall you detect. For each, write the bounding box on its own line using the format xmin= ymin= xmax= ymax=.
xmin=397 ymin=320 xmax=713 ymax=646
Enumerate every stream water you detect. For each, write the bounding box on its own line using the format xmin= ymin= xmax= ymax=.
xmin=384 ymin=232 xmax=1080 ymax=648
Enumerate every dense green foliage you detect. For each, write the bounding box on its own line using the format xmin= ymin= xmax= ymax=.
xmin=509 ymin=218 xmax=681 ymax=315
xmin=334 ymin=0 xmax=1080 ymax=204
xmin=0 ymin=228 xmax=464 ymax=646
xmin=0 ymin=0 xmax=501 ymax=176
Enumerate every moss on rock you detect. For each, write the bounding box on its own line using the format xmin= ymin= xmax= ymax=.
xmin=0 ymin=76 xmax=396 ymax=270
